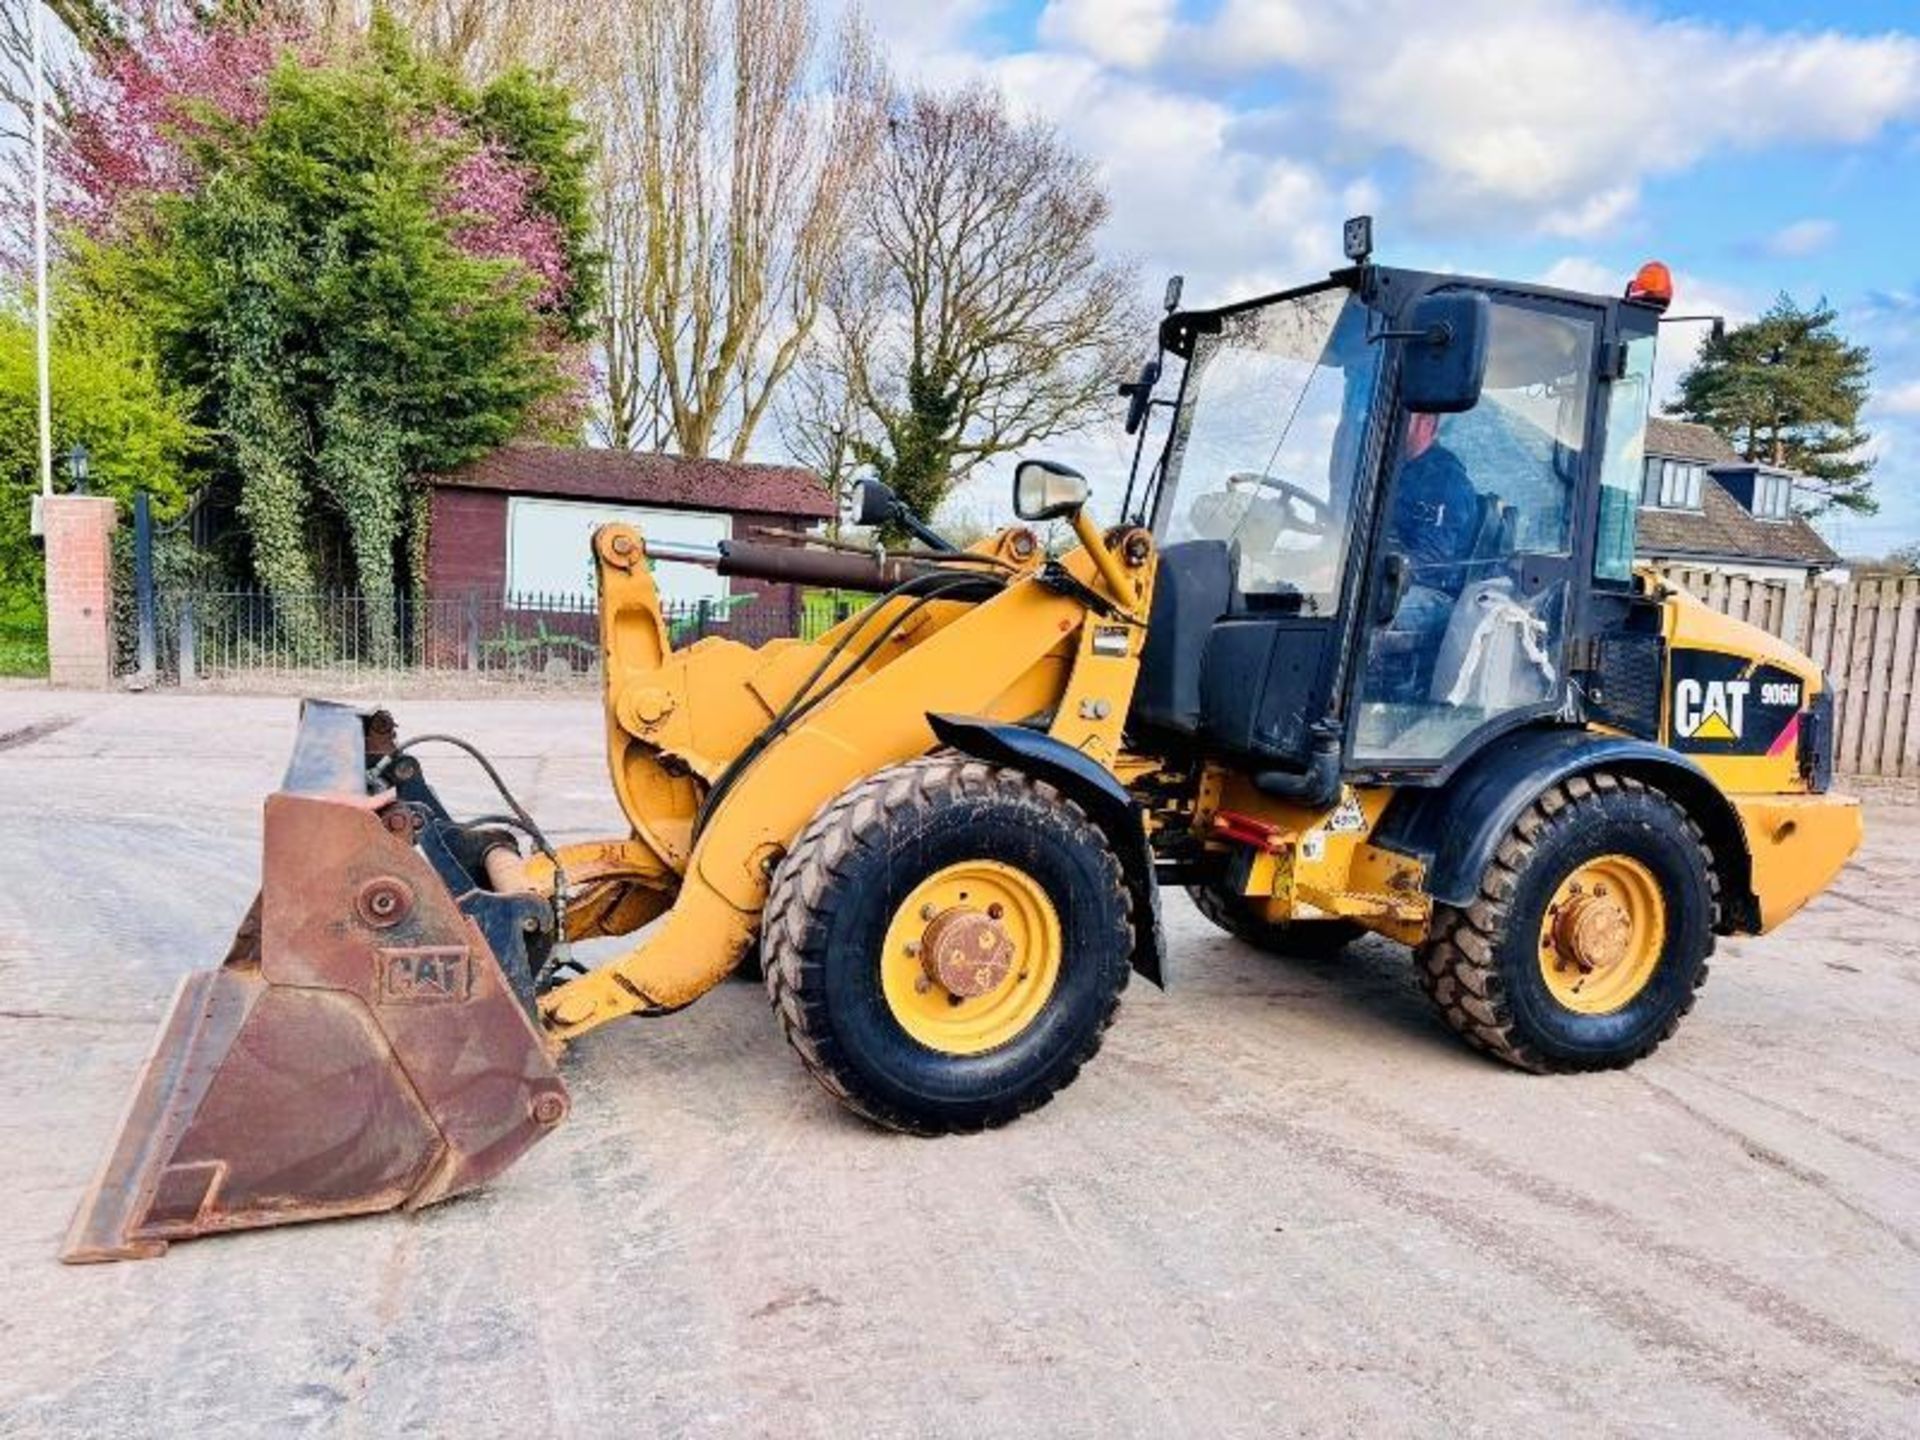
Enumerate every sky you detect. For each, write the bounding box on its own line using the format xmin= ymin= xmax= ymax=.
xmin=855 ymin=0 xmax=1920 ymax=556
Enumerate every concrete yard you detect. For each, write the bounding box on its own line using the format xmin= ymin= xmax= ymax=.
xmin=1 ymin=691 xmax=1915 ymax=1438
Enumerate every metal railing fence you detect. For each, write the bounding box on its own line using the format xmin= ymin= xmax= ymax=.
xmin=147 ymin=588 xmax=867 ymax=687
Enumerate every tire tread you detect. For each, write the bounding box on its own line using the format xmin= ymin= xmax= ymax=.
xmin=1413 ymin=770 xmax=1718 ymax=1073
xmin=762 ymin=753 xmax=1132 ymax=1134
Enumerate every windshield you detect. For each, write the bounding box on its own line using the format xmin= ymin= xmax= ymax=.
xmin=1153 ymin=287 xmax=1381 ymax=614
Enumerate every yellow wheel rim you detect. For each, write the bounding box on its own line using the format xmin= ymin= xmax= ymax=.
xmin=1537 ymin=853 xmax=1667 ymax=1015
xmin=880 ymin=860 xmax=1063 ymax=1055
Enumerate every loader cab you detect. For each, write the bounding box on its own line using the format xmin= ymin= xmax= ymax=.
xmin=1130 ymin=256 xmax=1662 ymax=787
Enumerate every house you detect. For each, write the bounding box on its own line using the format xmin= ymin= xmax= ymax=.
xmin=1634 ymin=418 xmax=1841 ymax=589
xmin=424 ymin=443 xmax=835 ymax=629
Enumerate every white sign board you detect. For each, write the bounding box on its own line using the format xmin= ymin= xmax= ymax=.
xmin=504 ymin=497 xmax=730 ymax=609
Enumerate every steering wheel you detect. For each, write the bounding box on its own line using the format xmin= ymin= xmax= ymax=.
xmin=1227 ymin=472 xmax=1332 ymax=539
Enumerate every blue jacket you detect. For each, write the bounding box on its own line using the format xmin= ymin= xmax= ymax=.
xmin=1390 ymin=446 xmax=1479 ymax=594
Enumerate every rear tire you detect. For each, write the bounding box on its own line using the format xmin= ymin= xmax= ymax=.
xmin=1415 ymin=772 xmax=1715 ymax=1073
xmin=1187 ymin=881 xmax=1362 ymax=959
xmin=763 ymin=755 xmax=1133 ymax=1134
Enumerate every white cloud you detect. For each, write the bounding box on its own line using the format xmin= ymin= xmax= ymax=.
xmin=1339 ymin=6 xmax=1918 ymax=232
xmin=1878 ymin=380 xmax=1920 ymax=417
xmin=1030 ymin=0 xmax=1920 ymax=238
xmin=1537 ymin=257 xmax=1621 ymax=295
xmin=1037 ymin=0 xmax=1176 ymax=70
xmin=853 ymin=0 xmax=1005 ymax=68
xmin=961 ymin=51 xmax=1357 ymax=304
xmin=1764 ymin=219 xmax=1839 ymax=258
xmin=1185 ymin=0 xmax=1326 ymax=70
xmin=1535 ymin=186 xmax=1640 ymax=241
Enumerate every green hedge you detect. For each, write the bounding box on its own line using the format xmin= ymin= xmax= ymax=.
xmin=0 ymin=593 xmax=47 ymax=678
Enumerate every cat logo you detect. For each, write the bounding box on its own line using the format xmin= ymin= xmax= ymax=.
xmin=1673 ymin=678 xmax=1749 ymax=741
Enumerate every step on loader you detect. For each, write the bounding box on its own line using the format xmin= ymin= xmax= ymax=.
xmin=65 ymin=224 xmax=1863 ymax=1260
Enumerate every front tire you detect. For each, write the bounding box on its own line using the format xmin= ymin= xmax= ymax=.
xmin=762 ymin=755 xmax=1133 ymax=1134
xmin=1416 ymin=771 xmax=1715 ymax=1073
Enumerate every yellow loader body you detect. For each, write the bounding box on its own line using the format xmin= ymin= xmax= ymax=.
xmin=65 ymin=245 xmax=1867 ymax=1261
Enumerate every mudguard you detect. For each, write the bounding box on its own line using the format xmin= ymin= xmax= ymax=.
xmin=928 ymin=714 xmax=1166 ymax=987
xmin=1372 ymin=725 xmax=1753 ymax=923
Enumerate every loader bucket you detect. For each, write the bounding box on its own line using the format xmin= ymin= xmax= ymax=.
xmin=62 ymin=701 xmax=569 ymax=1263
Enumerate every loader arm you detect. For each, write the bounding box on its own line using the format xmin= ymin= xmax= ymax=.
xmin=538 ymin=519 xmax=1158 ymax=1038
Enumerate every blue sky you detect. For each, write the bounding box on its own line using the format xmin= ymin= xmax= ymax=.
xmin=861 ymin=0 xmax=1920 ymax=555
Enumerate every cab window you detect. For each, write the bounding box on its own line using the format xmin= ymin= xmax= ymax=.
xmin=1354 ymin=298 xmax=1597 ymax=764
xmin=1156 ymin=288 xmax=1381 ymax=614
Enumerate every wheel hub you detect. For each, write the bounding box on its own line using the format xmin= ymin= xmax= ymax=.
xmin=1550 ymin=887 xmax=1633 ymax=974
xmin=879 ymin=860 xmax=1063 ymax=1055
xmin=1537 ymin=854 xmax=1668 ymax=1015
xmin=919 ymin=906 xmax=1015 ymax=997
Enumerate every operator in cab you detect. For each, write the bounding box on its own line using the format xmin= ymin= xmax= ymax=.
xmin=1373 ymin=412 xmax=1482 ymax=698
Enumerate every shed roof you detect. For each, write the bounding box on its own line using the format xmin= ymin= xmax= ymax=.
xmin=433 ymin=443 xmax=835 ymax=519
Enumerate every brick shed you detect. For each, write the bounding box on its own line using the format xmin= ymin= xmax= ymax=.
xmin=425 ymin=443 xmax=835 ymax=635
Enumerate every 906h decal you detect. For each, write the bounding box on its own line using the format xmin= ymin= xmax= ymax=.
xmin=1668 ymin=650 xmax=1806 ymax=756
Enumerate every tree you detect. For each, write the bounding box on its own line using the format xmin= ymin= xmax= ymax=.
xmin=590 ymin=0 xmax=881 ymax=458
xmin=0 ymin=2 xmax=123 ymax=148
xmin=0 ymin=288 xmax=202 ymax=609
xmin=1872 ymin=542 xmax=1920 ymax=577
xmin=1672 ymin=295 xmax=1875 ymax=516
xmin=775 ymin=342 xmax=863 ymax=532
xmin=53 ymin=11 xmax=596 ymax=653
xmin=306 ymin=0 xmax=607 ymax=84
xmin=793 ymin=85 xmax=1143 ymax=528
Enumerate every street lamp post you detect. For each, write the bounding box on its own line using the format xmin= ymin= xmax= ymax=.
xmin=31 ymin=0 xmax=54 ymax=514
xmin=67 ymin=442 xmax=90 ymax=494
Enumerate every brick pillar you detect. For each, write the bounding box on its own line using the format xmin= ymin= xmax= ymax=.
xmin=42 ymin=495 xmax=118 ymax=689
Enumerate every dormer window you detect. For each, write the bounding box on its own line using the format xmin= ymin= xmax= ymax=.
xmin=1643 ymin=456 xmax=1704 ymax=509
xmin=1754 ymin=471 xmax=1794 ymax=520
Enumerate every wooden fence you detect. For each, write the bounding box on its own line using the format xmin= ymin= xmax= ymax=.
xmin=1658 ymin=566 xmax=1919 ymax=778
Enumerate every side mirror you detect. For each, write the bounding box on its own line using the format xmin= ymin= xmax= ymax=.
xmin=1118 ymin=358 xmax=1161 ymax=436
xmin=1400 ymin=290 xmax=1490 ymax=415
xmin=852 ymin=478 xmax=898 ymax=528
xmin=1013 ymin=459 xmax=1089 ymax=522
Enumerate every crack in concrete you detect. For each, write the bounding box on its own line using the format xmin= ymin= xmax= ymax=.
xmin=0 ymin=715 xmax=77 ymax=753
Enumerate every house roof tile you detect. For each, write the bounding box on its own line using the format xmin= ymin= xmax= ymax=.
xmin=1636 ymin=416 xmax=1838 ymax=569
xmin=1645 ymin=416 xmax=1740 ymax=466
xmin=432 ymin=443 xmax=836 ymax=519
xmin=1636 ymin=473 xmax=1840 ymax=569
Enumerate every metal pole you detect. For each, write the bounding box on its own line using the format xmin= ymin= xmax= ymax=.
xmin=31 ymin=0 xmax=54 ymax=501
xmin=177 ymin=598 xmax=197 ymax=689
xmin=133 ymin=492 xmax=157 ymax=677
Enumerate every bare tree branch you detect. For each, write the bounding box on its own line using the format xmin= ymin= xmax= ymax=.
xmin=790 ymin=84 xmax=1144 ymax=524
xmin=590 ymin=0 xmax=881 ymax=460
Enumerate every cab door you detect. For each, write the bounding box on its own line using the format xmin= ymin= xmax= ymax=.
xmin=1350 ymin=292 xmax=1604 ymax=771
xmin=1147 ymin=284 xmax=1386 ymax=771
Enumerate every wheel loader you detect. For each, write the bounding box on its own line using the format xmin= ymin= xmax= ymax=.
xmin=64 ymin=223 xmax=1863 ymax=1262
